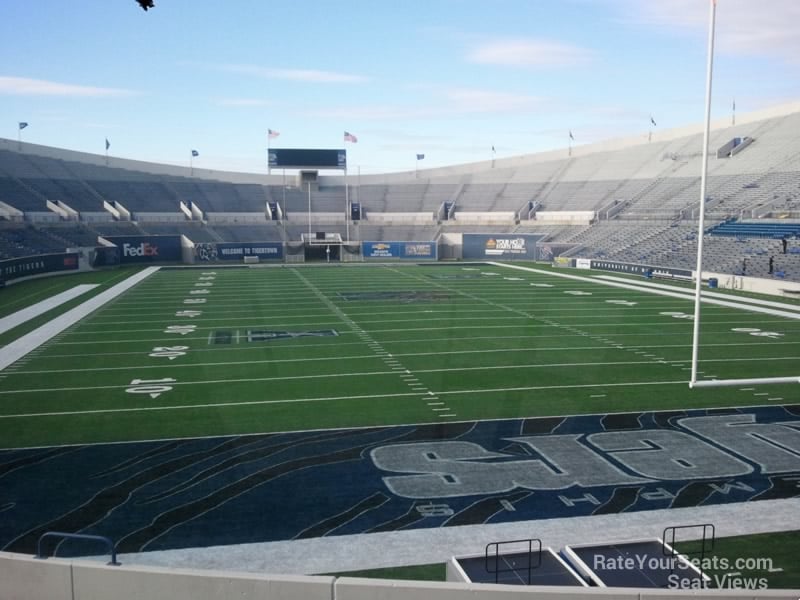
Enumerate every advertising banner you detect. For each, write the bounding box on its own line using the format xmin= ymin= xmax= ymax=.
xmin=362 ymin=242 xmax=437 ymax=260
xmin=102 ymin=236 xmax=182 ymax=264
xmin=462 ymin=234 xmax=544 ymax=260
xmin=195 ymin=242 xmax=284 ymax=262
xmin=589 ymin=259 xmax=692 ymax=279
xmin=0 ymin=252 xmax=79 ymax=284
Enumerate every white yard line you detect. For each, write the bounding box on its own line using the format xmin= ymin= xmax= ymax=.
xmin=0 ymin=268 xmax=160 ymax=372
xmin=0 ymin=285 xmax=99 ymax=335
xmin=492 ymin=262 xmax=800 ymax=320
xmin=0 ymin=379 xmax=688 ymax=420
xmin=7 ymin=353 xmax=798 ymax=378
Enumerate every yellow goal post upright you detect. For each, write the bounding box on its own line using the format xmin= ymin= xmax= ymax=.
xmin=688 ymin=0 xmax=800 ymax=390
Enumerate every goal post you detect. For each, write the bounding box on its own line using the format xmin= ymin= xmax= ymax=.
xmin=688 ymin=0 xmax=799 ymax=390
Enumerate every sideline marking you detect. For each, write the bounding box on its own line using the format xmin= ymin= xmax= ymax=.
xmin=0 ymin=268 xmax=160 ymax=372
xmin=0 ymin=285 xmax=99 ymax=335
xmin=491 ymin=262 xmax=800 ymax=320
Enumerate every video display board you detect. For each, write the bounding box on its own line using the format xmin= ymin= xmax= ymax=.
xmin=268 ymin=149 xmax=347 ymax=169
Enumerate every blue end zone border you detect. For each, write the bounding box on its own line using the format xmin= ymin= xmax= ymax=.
xmin=1 ymin=404 xmax=798 ymax=556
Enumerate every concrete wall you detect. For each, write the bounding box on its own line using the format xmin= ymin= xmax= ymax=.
xmin=2 ymin=553 xmax=799 ymax=600
xmin=454 ymin=211 xmax=516 ymax=224
xmin=366 ymin=212 xmax=435 ymax=224
xmin=705 ymin=271 xmax=800 ymax=297
xmin=0 ymin=552 xmax=73 ymax=600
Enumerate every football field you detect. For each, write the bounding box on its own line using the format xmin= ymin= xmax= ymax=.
xmin=2 ymin=262 xmax=800 ymax=558
xmin=1 ymin=262 xmax=798 ymax=450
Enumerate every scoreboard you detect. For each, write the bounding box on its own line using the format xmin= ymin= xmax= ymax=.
xmin=268 ymin=148 xmax=347 ymax=169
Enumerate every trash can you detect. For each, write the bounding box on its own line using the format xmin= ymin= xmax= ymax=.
xmin=708 ymin=277 xmax=718 ymax=288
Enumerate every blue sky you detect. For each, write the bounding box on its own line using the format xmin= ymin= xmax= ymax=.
xmin=1 ymin=0 xmax=798 ymax=174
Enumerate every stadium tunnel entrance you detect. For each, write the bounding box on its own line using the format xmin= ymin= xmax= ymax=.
xmin=304 ymin=240 xmax=341 ymax=262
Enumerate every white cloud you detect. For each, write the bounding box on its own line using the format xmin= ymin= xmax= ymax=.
xmin=304 ymin=87 xmax=544 ymax=120
xmin=304 ymin=104 xmax=424 ymax=120
xmin=444 ymin=88 xmax=544 ymax=113
xmin=611 ymin=0 xmax=800 ymax=62
xmin=467 ymin=39 xmax=593 ymax=68
xmin=219 ymin=64 xmax=368 ymax=83
xmin=0 ymin=76 xmax=138 ymax=97
xmin=215 ymin=98 xmax=272 ymax=107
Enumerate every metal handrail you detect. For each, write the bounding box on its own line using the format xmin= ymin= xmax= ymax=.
xmin=35 ymin=531 xmax=120 ymax=566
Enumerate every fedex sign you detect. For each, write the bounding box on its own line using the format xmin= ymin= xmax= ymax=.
xmin=123 ymin=242 xmax=159 ymax=257
xmin=103 ymin=236 xmax=182 ymax=263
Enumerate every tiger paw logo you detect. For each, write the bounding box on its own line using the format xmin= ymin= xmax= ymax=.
xmin=196 ymin=243 xmax=218 ymax=262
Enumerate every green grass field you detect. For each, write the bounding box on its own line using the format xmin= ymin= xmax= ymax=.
xmin=0 ymin=262 xmax=798 ymax=449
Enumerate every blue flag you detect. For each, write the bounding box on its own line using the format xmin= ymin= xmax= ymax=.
xmin=650 ymin=116 xmax=657 ymax=126
xmin=191 ymin=150 xmax=199 ymax=157
xmin=105 ymin=138 xmax=110 ymax=151
xmin=18 ymin=122 xmax=28 ymax=130
xmin=416 ymin=153 xmax=425 ymax=160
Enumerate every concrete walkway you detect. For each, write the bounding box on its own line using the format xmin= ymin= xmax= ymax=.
xmin=118 ymin=498 xmax=800 ymax=575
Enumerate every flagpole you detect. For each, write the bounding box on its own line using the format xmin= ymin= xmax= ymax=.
xmin=345 ymin=167 xmax=350 ymax=242
xmin=281 ymin=169 xmax=286 ymax=228
xmin=267 ymin=131 xmax=271 ymax=175
xmin=732 ymin=99 xmax=736 ymax=126
xmin=190 ymin=151 xmax=194 ymax=176
xmin=689 ymin=0 xmax=717 ymax=389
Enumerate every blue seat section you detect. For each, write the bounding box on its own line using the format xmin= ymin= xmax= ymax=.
xmin=709 ymin=220 xmax=800 ymax=239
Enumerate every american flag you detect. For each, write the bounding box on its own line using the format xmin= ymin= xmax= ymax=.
xmin=268 ymin=129 xmax=280 ymax=139
xmin=344 ymin=131 xmax=358 ymax=143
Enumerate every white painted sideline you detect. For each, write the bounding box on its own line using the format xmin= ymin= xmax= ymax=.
xmin=0 ymin=268 xmax=160 ymax=371
xmin=594 ymin=275 xmax=800 ymax=314
xmin=490 ymin=263 xmax=800 ymax=321
xmin=0 ymin=284 xmax=99 ymax=335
